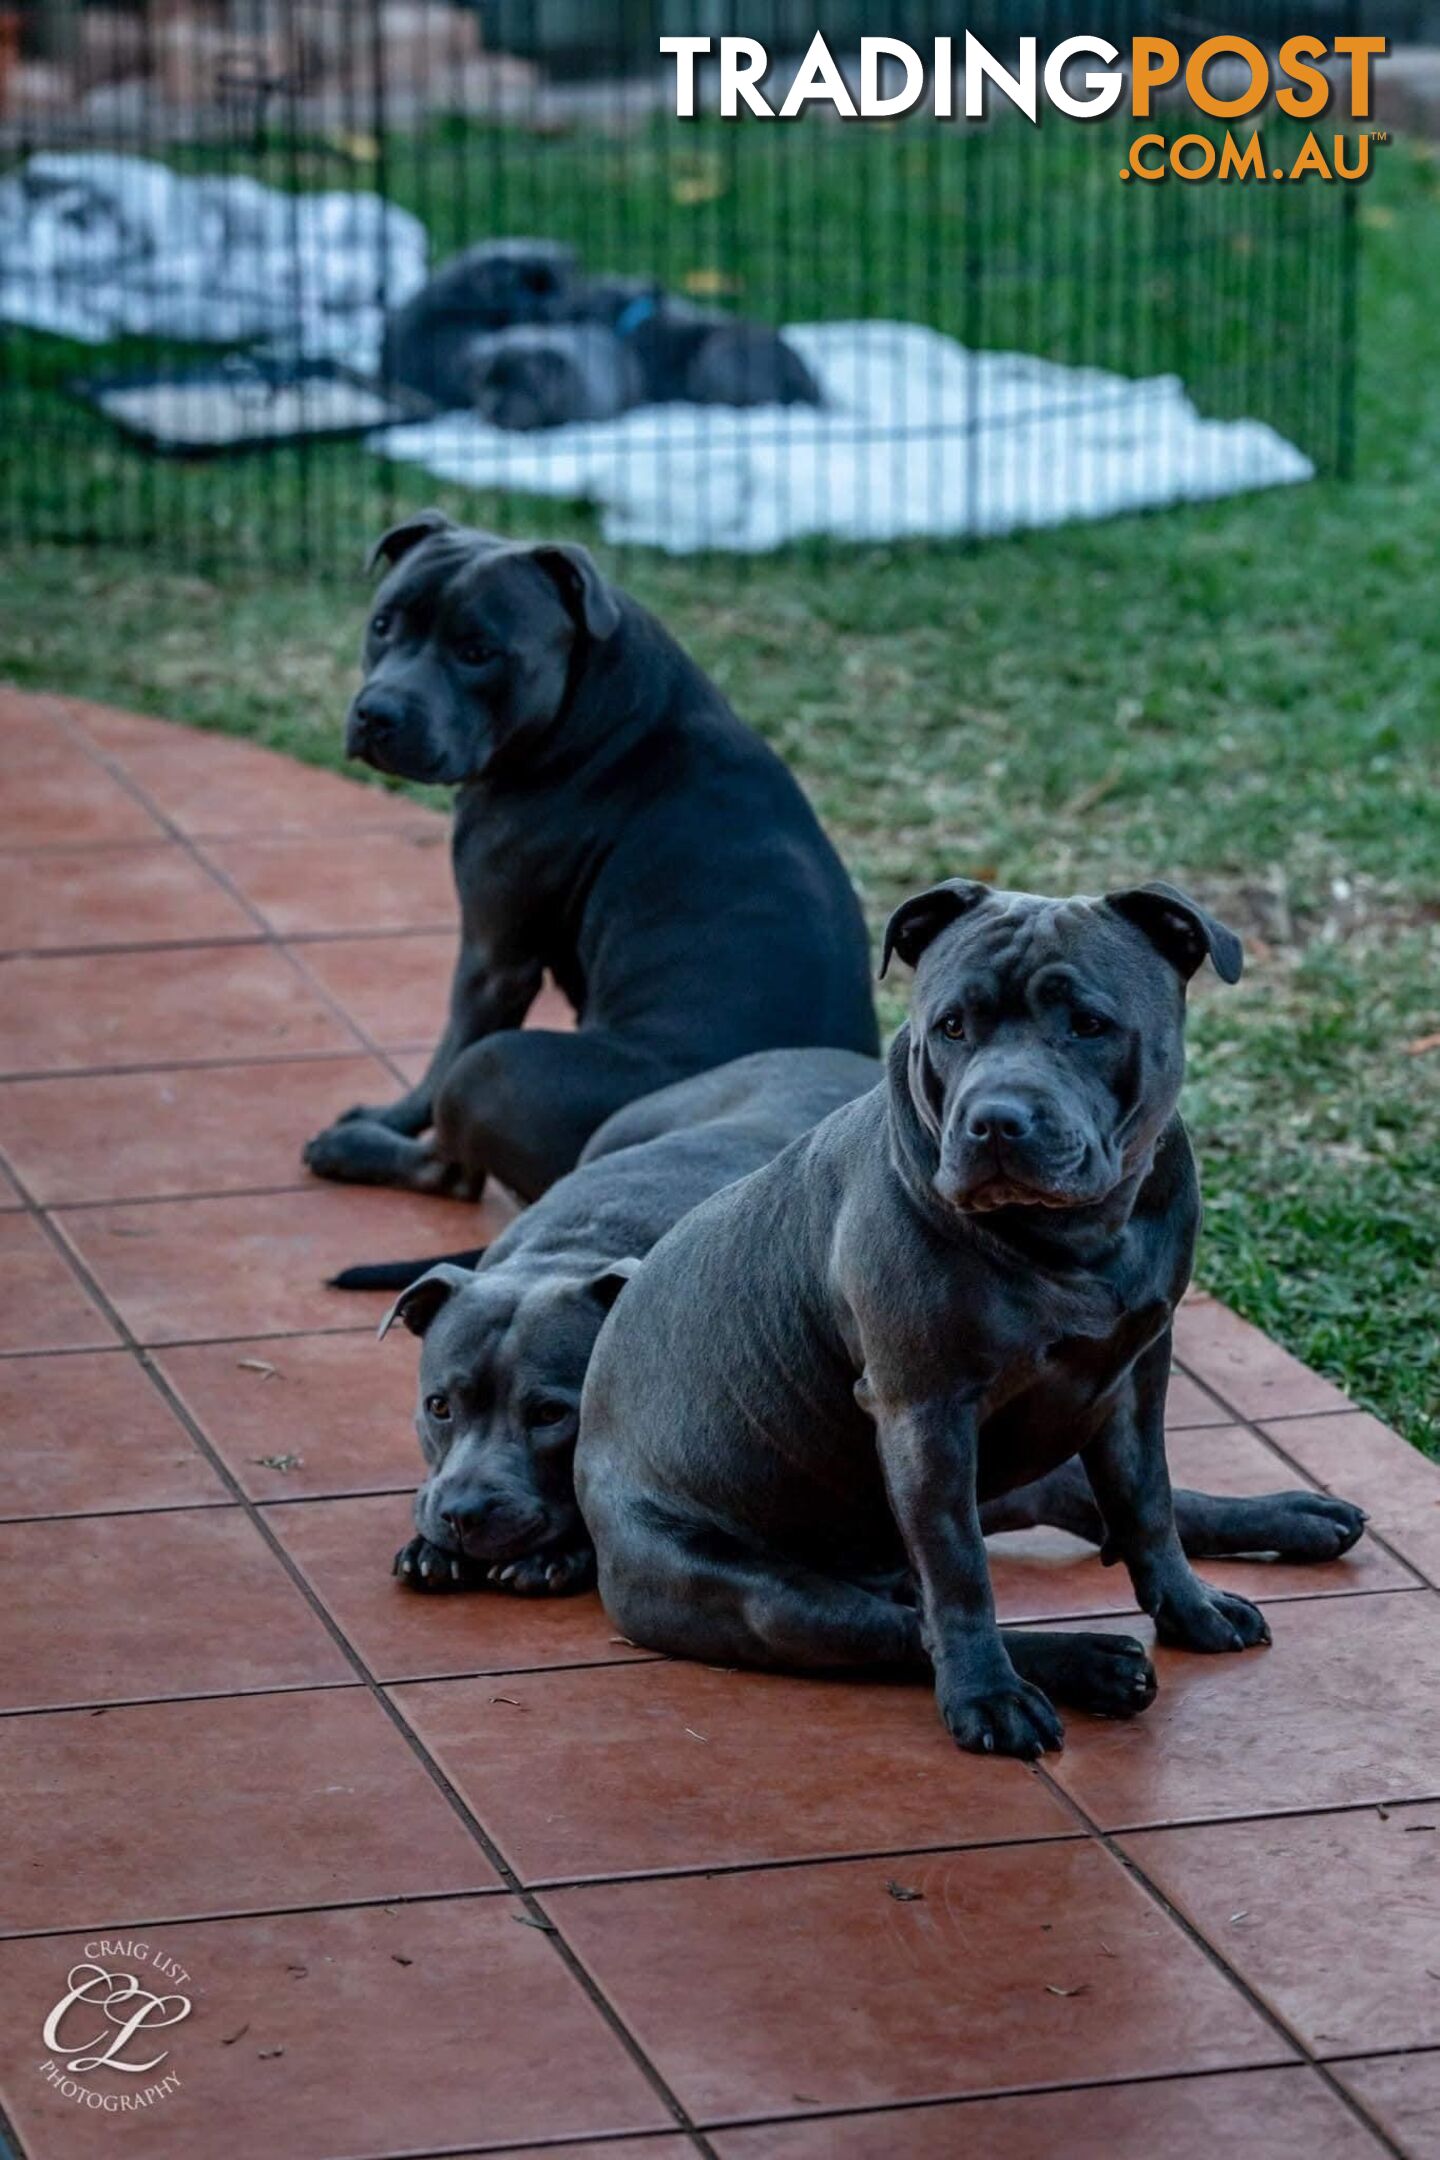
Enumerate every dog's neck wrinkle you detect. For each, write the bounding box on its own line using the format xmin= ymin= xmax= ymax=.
xmin=884 ymin=1027 xmax=1151 ymax=1272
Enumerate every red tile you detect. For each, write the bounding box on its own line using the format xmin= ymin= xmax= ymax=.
xmin=1175 ymin=1298 xmax=1353 ymax=1421
xmin=0 ymin=735 xmax=163 ymax=848
xmin=0 ymin=1899 xmax=669 ymax=2158
xmin=546 ymin=1843 xmax=1288 ymax=2123
xmin=0 ymin=845 xmax=255 ymax=953
xmin=59 ymin=693 xmax=192 ymax=754
xmin=1122 ymin=1804 xmax=1440 ymax=2058
xmin=1261 ymin=1412 xmax=1440 ymax=1590
xmin=0 ymin=1508 xmax=350 ymax=1709
xmin=0 ymin=683 xmax=71 ymax=732
xmin=0 ymin=945 xmax=354 ymax=1075
xmin=54 ymin=1186 xmax=496 ymax=1344
xmin=99 ymin=730 xmax=436 ymax=841
xmin=0 ymin=1350 xmax=224 ymax=1520
xmin=1333 ymin=2051 xmax=1440 ymax=2157
xmin=0 ymin=1056 xmax=399 ymax=1205
xmin=392 ymin=1660 xmax=1076 ymax=1885
xmin=296 ymin=936 xmax=575 ymax=1050
xmin=482 ymin=2147 xmax=691 ymax=2160
xmin=294 ymin=931 xmax=460 ymax=1047
xmin=267 ymin=1494 xmax=657 ymax=1681
xmin=205 ymin=830 xmax=457 ymax=937
xmin=1050 ymin=1592 xmax=1440 ymax=1829
xmin=0 ymin=1688 xmax=497 ymax=1933
xmin=0 ymin=1215 xmax=116 ymax=1352
xmin=1165 ymin=1368 xmax=1232 ymax=1429
xmin=711 ymin=2068 xmax=1386 ymax=2159
xmin=990 ymin=1426 xmax=1410 ymax=1625
xmin=156 ymin=1333 xmax=421 ymax=1501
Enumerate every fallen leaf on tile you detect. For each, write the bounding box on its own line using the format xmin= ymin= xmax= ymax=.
xmin=887 ymin=1880 xmax=924 ymax=1902
xmin=391 ymin=1954 xmax=413 ymax=1967
xmin=1045 ymin=1983 xmax=1088 ymax=1998
xmin=221 ymin=2024 xmax=249 ymax=2046
xmin=512 ymin=1914 xmax=556 ymax=1933
xmin=237 ymin=1357 xmax=279 ymax=1378
xmin=258 ymin=2048 xmax=284 ymax=2059
xmin=254 ymin=1452 xmax=303 ymax=1472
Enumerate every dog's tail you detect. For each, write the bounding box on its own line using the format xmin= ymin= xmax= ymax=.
xmin=327 ymin=1247 xmax=487 ymax=1293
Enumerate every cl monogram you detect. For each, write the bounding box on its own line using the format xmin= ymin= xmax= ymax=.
xmin=42 ymin=1963 xmax=192 ymax=2075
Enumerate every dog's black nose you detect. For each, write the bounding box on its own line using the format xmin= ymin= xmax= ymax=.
xmin=350 ymin=687 xmax=409 ymax=745
xmin=965 ymin=1096 xmax=1035 ymax=1146
xmin=441 ymin=1498 xmax=498 ymax=1539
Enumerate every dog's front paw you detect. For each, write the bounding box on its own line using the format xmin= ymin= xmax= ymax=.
xmin=394 ymin=1533 xmax=478 ymax=1592
xmin=486 ymin=1545 xmax=597 ymax=1598
xmin=937 ymin=1673 xmax=1064 ymax=1759
xmin=1153 ymin=1580 xmax=1270 ymax=1652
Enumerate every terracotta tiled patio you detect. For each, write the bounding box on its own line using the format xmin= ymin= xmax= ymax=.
xmin=0 ymin=682 xmax=1437 ymax=2160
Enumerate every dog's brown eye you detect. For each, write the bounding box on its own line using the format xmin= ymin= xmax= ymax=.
xmin=424 ymin=1393 xmax=451 ymax=1422
xmin=529 ymin=1400 xmax=570 ymax=1429
xmin=369 ymin=612 xmax=392 ymax=638
xmin=1071 ymin=1011 xmax=1109 ymax=1039
xmin=938 ymin=1012 xmax=966 ymax=1042
xmin=457 ymin=639 xmax=494 ymax=667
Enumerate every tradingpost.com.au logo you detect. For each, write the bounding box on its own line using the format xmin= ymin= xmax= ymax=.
xmin=662 ymin=30 xmax=1388 ymax=183
xmin=35 ymin=1942 xmax=194 ymax=2117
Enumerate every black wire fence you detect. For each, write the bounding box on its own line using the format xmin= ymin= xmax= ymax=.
xmin=0 ymin=2 xmax=1359 ymax=572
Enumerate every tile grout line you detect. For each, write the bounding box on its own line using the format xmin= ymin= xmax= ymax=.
xmin=0 ymin=1048 xmax=431 ymax=1085
xmin=1173 ymin=1355 xmax=1437 ymax=1594
xmin=0 ymin=1146 xmax=718 ymax=2160
xmin=0 ymin=925 xmax=449 ymax=963
xmin=1031 ymin=1765 xmax=1411 ymax=2157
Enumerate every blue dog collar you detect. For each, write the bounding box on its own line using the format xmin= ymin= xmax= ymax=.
xmin=614 ymin=292 xmax=659 ymax=338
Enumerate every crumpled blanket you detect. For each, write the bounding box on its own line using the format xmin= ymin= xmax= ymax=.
xmin=371 ymin=321 xmax=1315 ymax=554
xmin=0 ymin=151 xmax=427 ymax=364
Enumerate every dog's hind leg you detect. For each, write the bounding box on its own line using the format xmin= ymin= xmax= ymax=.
xmin=435 ymin=1027 xmax=675 ymax=1202
xmin=303 ymin=1117 xmax=482 ymax=1198
xmin=982 ymin=1456 xmax=1366 ymax=1564
xmin=593 ymin=1509 xmax=927 ymax=1673
xmin=1002 ymin=1631 xmax=1156 ymax=1720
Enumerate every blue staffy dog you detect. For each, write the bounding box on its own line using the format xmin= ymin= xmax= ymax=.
xmin=576 ymin=880 xmax=1366 ymax=1757
xmin=303 ymin=515 xmax=878 ymax=1205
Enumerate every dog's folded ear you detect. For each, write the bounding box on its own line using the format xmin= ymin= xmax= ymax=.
xmin=529 ymin=542 xmax=621 ymax=641
xmin=1105 ymin=882 xmax=1244 ymax=985
xmin=880 ymin=878 xmax=991 ymax=978
xmin=586 ymin=1256 xmax=642 ymax=1311
xmin=365 ymin=508 xmax=454 ymax=575
xmin=377 ymin=1262 xmax=473 ymax=1340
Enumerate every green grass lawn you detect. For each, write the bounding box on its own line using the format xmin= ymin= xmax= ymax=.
xmin=0 ymin=130 xmax=1434 ymax=1452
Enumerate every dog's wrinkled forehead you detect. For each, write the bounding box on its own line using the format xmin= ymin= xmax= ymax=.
xmin=915 ymin=892 xmax=1144 ymax=1004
